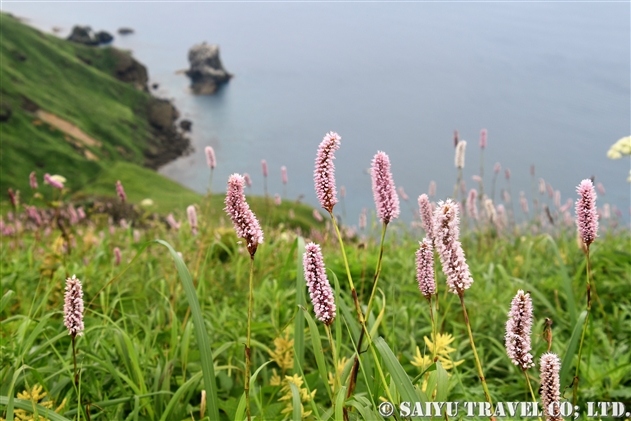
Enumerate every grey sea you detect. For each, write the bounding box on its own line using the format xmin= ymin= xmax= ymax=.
xmin=3 ymin=1 xmax=630 ymax=224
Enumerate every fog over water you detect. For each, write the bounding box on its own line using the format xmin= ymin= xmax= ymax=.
xmin=4 ymin=2 xmax=630 ymax=224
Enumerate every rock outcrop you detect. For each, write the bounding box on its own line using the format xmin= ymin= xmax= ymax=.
xmin=185 ymin=42 xmax=232 ymax=94
xmin=118 ymin=27 xmax=134 ymax=35
xmin=111 ymin=49 xmax=149 ymax=92
xmin=67 ymin=26 xmax=113 ymax=46
xmin=144 ymin=98 xmax=191 ymax=168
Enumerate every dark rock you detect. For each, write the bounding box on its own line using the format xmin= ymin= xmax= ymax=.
xmin=152 ymin=83 xmax=159 ymax=90
xmin=148 ymin=98 xmax=179 ymax=131
xmin=67 ymin=26 xmax=99 ymax=46
xmin=0 ymin=101 xmax=12 ymax=122
xmin=118 ymin=27 xmax=135 ymax=35
xmin=185 ymin=42 xmax=232 ymax=95
xmin=12 ymin=50 xmax=27 ymax=62
xmin=179 ymin=119 xmax=192 ymax=132
xmin=95 ymin=31 xmax=113 ymax=44
xmin=111 ymin=49 xmax=148 ymax=91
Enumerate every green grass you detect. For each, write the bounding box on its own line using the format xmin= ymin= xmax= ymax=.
xmin=0 ymin=13 xmax=193 ymax=211
xmin=1 ymin=197 xmax=629 ymax=420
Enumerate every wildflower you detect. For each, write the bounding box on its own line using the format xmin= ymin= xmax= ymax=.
xmin=269 ymin=328 xmax=294 ymax=372
xmin=276 ymin=374 xmax=317 ymax=419
xmin=166 ymin=213 xmax=180 ymax=230
xmin=225 ymin=174 xmax=264 ymax=257
xmin=496 ymin=204 xmax=507 ymax=231
xmin=606 ymin=136 xmax=631 ymax=159
xmin=116 ymin=180 xmax=126 ymax=203
xmin=412 ymin=332 xmax=464 ymax=372
xmin=141 ymin=198 xmax=154 ymax=207
xmin=398 ymin=186 xmax=409 ymax=201
xmin=14 ymin=384 xmax=67 ymax=420
xmin=7 ymin=188 xmax=17 ymax=208
xmin=261 ymin=159 xmax=268 ymax=177
xmin=274 ymin=193 xmax=281 ymax=206
xmin=77 ymin=206 xmax=86 ymax=220
xmin=472 ymin=175 xmax=482 ymax=183
xmin=428 ymin=180 xmax=436 ymax=198
xmin=505 ymin=168 xmax=511 ymax=180
xmin=340 ymin=185 xmax=346 ymax=198
xmin=63 ymin=275 xmax=84 ymax=337
xmin=243 ymin=173 xmax=252 ymax=188
xmin=453 ymin=129 xmax=459 ymax=147
xmin=539 ymin=178 xmax=546 ymax=195
xmin=455 ymin=140 xmax=466 ymax=169
xmin=205 ymin=146 xmax=216 ymax=169
xmin=505 ymin=290 xmax=534 ymax=370
xmin=328 ymin=356 xmax=349 ymax=394
xmin=434 ymin=199 xmax=473 ymax=294
xmin=133 ymin=229 xmax=141 ymax=243
xmin=466 ymin=189 xmax=478 ymax=220
xmin=416 ymin=238 xmax=435 ymax=299
xmin=281 ymin=166 xmax=287 ymax=184
xmin=312 ymin=209 xmax=323 ymax=222
xmin=418 ymin=194 xmax=434 ymax=244
xmin=314 ymin=131 xmax=341 ymax=213
xmin=479 ymin=128 xmax=487 ymax=149
xmin=494 ymin=162 xmax=501 ymax=174
xmin=371 ymin=151 xmax=400 ymax=224
xmin=520 ymin=194 xmax=529 ymax=214
xmin=547 ymin=183 xmax=554 ymax=198
xmin=540 ymin=353 xmax=562 ymax=421
xmin=29 ymin=171 xmax=38 ymax=189
xmin=44 ymin=173 xmax=64 ymax=189
xmin=303 ymin=242 xmax=336 ymax=325
xmin=359 ymin=207 xmax=367 ymax=230
xmin=114 ymin=247 xmax=122 ymax=265
xmin=596 ymin=182 xmax=605 ymax=195
xmin=187 ymin=205 xmax=198 ymax=236
xmin=554 ymin=191 xmax=561 ymax=208
xmin=575 ymin=179 xmax=598 ymax=246
xmin=602 ymin=203 xmax=610 ymax=219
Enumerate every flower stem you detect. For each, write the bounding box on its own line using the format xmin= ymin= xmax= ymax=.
xmin=524 ymin=370 xmax=543 ymax=421
xmin=459 ymin=293 xmax=495 ymax=419
xmin=245 ymin=256 xmax=255 ymax=421
xmin=364 ymin=222 xmax=388 ymax=317
xmin=572 ymin=247 xmax=591 ymax=406
xmin=325 ymin=324 xmax=339 ymax=395
xmin=72 ymin=334 xmax=78 ymax=387
xmin=427 ymin=296 xmax=437 ymax=362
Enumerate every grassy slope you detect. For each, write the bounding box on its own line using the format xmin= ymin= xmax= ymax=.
xmin=0 ymin=13 xmax=196 ymax=209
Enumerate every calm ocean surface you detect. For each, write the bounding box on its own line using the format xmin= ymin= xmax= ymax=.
xmin=4 ymin=2 xmax=630 ymax=224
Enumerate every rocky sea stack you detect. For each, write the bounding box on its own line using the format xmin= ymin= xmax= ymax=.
xmin=67 ymin=25 xmax=113 ymax=46
xmin=185 ymin=42 xmax=232 ymax=95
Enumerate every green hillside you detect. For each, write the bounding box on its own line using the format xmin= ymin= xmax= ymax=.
xmin=0 ymin=12 xmax=194 ymax=206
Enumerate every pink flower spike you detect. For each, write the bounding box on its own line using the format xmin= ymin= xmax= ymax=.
xmin=29 ymin=172 xmax=38 ymax=189
xmin=114 ymin=247 xmax=122 ymax=265
xmin=418 ymin=194 xmax=434 ymax=244
xmin=575 ymin=179 xmax=598 ymax=246
xmin=505 ymin=290 xmax=534 ymax=370
xmin=44 ymin=173 xmax=64 ymax=189
xmin=540 ymin=353 xmax=562 ymax=421
xmin=274 ymin=193 xmax=281 ymax=206
xmin=261 ymin=160 xmax=268 ymax=177
xmin=433 ymin=199 xmax=473 ymax=294
xmin=281 ymin=166 xmax=288 ymax=185
xmin=225 ymin=174 xmax=264 ymax=257
xmin=205 ymin=146 xmax=216 ymax=169
xmin=340 ymin=185 xmax=346 ymax=198
xmin=187 ymin=205 xmax=198 ymax=236
xmin=398 ymin=186 xmax=409 ymax=201
xmin=466 ymin=189 xmax=478 ymax=220
xmin=505 ymin=168 xmax=511 ymax=180
xmin=303 ymin=242 xmax=336 ymax=325
xmin=166 ymin=213 xmax=181 ymax=230
xmin=494 ymin=163 xmax=501 ymax=175
xmin=63 ymin=275 xmax=85 ymax=337
xmin=313 ymin=209 xmax=324 ymax=222
xmin=371 ymin=151 xmax=400 ymax=224
xmin=314 ymin=132 xmax=341 ymax=213
xmin=243 ymin=173 xmax=252 ymax=188
xmin=453 ymin=130 xmax=459 ymax=148
xmin=455 ymin=140 xmax=466 ymax=169
xmin=116 ymin=180 xmax=126 ymax=203
xmin=428 ymin=181 xmax=436 ymax=198
xmin=596 ymin=182 xmax=605 ymax=195
xmin=416 ymin=238 xmax=436 ymax=299
xmin=359 ymin=208 xmax=367 ymax=230
xmin=479 ymin=129 xmax=487 ymax=149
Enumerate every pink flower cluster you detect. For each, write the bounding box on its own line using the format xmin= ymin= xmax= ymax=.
xmin=314 ymin=132 xmax=341 ymax=213
xmin=434 ymin=199 xmax=473 ymax=294
xmin=505 ymin=290 xmax=534 ymax=370
xmin=116 ymin=180 xmax=126 ymax=203
xmin=224 ymin=174 xmax=264 ymax=257
xmin=540 ymin=353 xmax=562 ymax=421
xmin=303 ymin=242 xmax=336 ymax=325
xmin=575 ymin=179 xmax=598 ymax=246
xmin=371 ymin=151 xmax=400 ymax=224
xmin=205 ymin=146 xmax=216 ymax=169
xmin=418 ymin=194 xmax=434 ymax=244
xmin=63 ymin=275 xmax=85 ymax=337
xmin=416 ymin=238 xmax=435 ymax=299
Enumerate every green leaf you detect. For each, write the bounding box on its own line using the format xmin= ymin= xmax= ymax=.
xmin=334 ymin=386 xmax=347 ymax=421
xmin=560 ymin=310 xmax=588 ymax=389
xmin=301 ymin=306 xmax=333 ymax=400
xmin=234 ymin=361 xmax=273 ymax=421
xmin=153 ymin=240 xmax=219 ymax=421
xmin=435 ymin=361 xmax=449 ymax=402
xmin=0 ymin=289 xmax=14 ymax=312
xmin=159 ymin=372 xmax=203 ymax=421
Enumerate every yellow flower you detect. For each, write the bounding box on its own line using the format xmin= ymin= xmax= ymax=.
xmin=607 ymin=136 xmax=631 ymax=159
xmin=328 ymin=356 xmax=348 ymax=393
xmin=13 ymin=384 xmax=66 ymax=421
xmin=268 ymin=328 xmax=295 ymax=372
xmin=275 ymin=374 xmax=316 ymax=419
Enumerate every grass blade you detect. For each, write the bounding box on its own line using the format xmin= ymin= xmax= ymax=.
xmin=560 ymin=310 xmax=588 ymax=390
xmin=153 ymin=239 xmax=219 ymax=421
xmin=0 ymin=290 xmax=14 ymax=313
xmin=289 ymin=382 xmax=302 ymax=421
xmin=542 ymin=235 xmax=577 ymax=325
xmin=159 ymin=371 xmax=203 ymax=421
xmin=300 ymin=306 xmax=333 ymax=400
xmin=334 ymin=385 xmax=347 ymax=421
xmin=234 ymin=361 xmax=273 ymax=421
